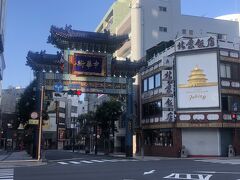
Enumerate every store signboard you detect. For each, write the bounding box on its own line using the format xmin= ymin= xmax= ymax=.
xmin=176 ymin=52 xmax=219 ymax=109
xmin=175 ymin=36 xmax=217 ymax=52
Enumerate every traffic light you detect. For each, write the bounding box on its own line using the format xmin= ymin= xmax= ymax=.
xmin=55 ymin=93 xmax=62 ymax=97
xmin=75 ymin=90 xmax=82 ymax=96
xmin=68 ymin=89 xmax=74 ymax=95
xmin=67 ymin=89 xmax=82 ymax=96
xmin=231 ymin=113 xmax=237 ymax=121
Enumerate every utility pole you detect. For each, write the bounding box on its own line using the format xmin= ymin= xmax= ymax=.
xmin=94 ymin=123 xmax=98 ymax=155
xmin=55 ymin=101 xmax=59 ymax=149
xmin=72 ymin=117 xmax=76 ymax=152
xmin=37 ymin=85 xmax=44 ymax=161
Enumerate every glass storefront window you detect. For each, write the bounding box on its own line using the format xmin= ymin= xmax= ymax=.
xmin=144 ymin=129 xmax=173 ymax=147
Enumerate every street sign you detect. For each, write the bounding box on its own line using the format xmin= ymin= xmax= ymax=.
xmin=68 ymin=83 xmax=81 ymax=89
xmin=28 ymin=119 xmax=39 ymax=125
xmin=232 ymin=102 xmax=238 ymax=112
xmin=54 ymin=82 xmax=64 ymax=93
xmin=31 ymin=112 xmax=38 ymax=119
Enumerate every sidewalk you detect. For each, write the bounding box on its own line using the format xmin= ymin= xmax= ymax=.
xmin=70 ymin=150 xmax=240 ymax=161
xmin=0 ymin=150 xmax=47 ymax=168
xmin=0 ymin=151 xmax=32 ymax=161
xmin=72 ymin=149 xmax=125 ymax=157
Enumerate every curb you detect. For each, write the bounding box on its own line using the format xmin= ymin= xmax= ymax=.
xmin=0 ymin=159 xmax=43 ymax=163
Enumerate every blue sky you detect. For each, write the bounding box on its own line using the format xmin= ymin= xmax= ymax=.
xmin=3 ymin=0 xmax=240 ymax=89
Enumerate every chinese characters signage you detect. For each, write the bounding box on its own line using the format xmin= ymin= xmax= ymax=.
xmin=71 ymin=53 xmax=106 ymax=76
xmin=175 ymin=36 xmax=217 ymax=52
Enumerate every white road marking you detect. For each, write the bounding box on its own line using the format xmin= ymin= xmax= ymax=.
xmin=195 ymin=159 xmax=240 ymax=165
xmin=81 ymin=160 xmax=94 ymax=164
xmin=69 ymin=161 xmax=81 ymax=164
xmin=57 ymin=162 xmax=68 ymax=165
xmin=163 ymin=173 xmax=212 ymax=180
xmin=91 ymin=160 xmax=104 ymax=163
xmin=57 ymin=158 xmax=138 ymax=165
xmin=143 ymin=170 xmax=155 ymax=175
xmin=196 ymin=171 xmax=240 ymax=175
xmin=0 ymin=169 xmax=14 ymax=180
xmin=101 ymin=159 xmax=119 ymax=162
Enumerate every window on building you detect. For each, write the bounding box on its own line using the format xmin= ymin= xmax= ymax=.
xmin=221 ymin=95 xmax=229 ymax=112
xmin=142 ymin=103 xmax=149 ymax=118
xmin=155 ymin=101 xmax=162 ymax=114
xmin=182 ymin=29 xmax=186 ymax=35
xmin=159 ymin=26 xmax=167 ymax=32
xmin=189 ymin=30 xmax=193 ymax=35
xmin=142 ymin=100 xmax=162 ymax=118
xmin=142 ymin=72 xmax=162 ymax=92
xmin=220 ymin=64 xmax=231 ymax=78
xmin=118 ymin=117 xmax=126 ymax=128
xmin=218 ymin=33 xmax=227 ymax=40
xmin=143 ymin=79 xmax=148 ymax=92
xmin=155 ymin=73 xmax=161 ymax=88
xmin=148 ymin=76 xmax=154 ymax=90
xmin=159 ymin=6 xmax=167 ymax=12
xmin=222 ymin=95 xmax=240 ymax=112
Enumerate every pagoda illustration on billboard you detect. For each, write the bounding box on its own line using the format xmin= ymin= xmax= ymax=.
xmin=179 ymin=65 xmax=218 ymax=88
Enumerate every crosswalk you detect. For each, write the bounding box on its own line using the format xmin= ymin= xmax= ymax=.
xmin=195 ymin=159 xmax=240 ymax=165
xmin=0 ymin=169 xmax=14 ymax=180
xmin=57 ymin=159 xmax=139 ymax=165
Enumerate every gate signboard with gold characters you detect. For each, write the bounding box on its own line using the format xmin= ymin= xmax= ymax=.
xmin=44 ymin=50 xmax=129 ymax=95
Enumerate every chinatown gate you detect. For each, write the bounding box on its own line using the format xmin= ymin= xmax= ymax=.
xmin=27 ymin=25 xmax=144 ymax=157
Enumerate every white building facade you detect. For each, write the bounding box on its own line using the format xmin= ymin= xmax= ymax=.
xmin=96 ymin=0 xmax=239 ymax=61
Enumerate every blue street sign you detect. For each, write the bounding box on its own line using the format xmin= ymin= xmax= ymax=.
xmin=54 ymin=82 xmax=64 ymax=93
xmin=68 ymin=83 xmax=81 ymax=89
xmin=232 ymin=102 xmax=238 ymax=112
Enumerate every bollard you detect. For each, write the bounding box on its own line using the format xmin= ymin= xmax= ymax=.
xmin=181 ymin=145 xmax=188 ymax=158
xmin=228 ymin=145 xmax=235 ymax=157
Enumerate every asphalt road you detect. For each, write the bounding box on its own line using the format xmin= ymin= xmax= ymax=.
xmin=5 ymin=150 xmax=240 ymax=180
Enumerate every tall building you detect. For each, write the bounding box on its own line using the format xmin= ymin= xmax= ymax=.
xmin=96 ymin=0 xmax=239 ymax=61
xmin=1 ymin=87 xmax=24 ymax=149
xmin=0 ymin=0 xmax=6 ymax=108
